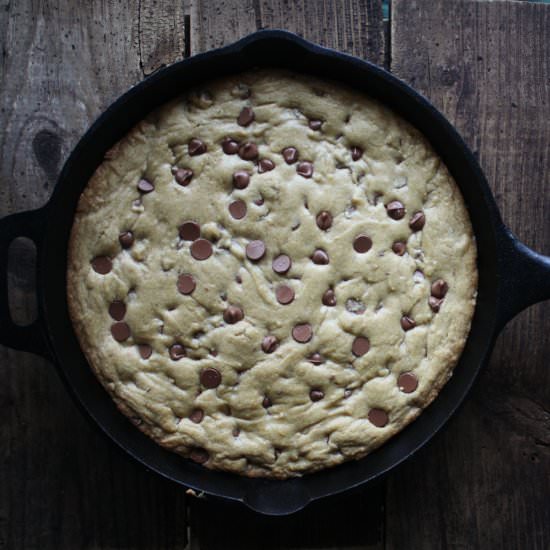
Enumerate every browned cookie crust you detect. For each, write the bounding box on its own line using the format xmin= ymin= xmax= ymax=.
xmin=67 ymin=70 xmax=477 ymax=478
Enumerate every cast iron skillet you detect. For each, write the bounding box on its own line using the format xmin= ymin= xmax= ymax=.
xmin=1 ymin=31 xmax=549 ymax=515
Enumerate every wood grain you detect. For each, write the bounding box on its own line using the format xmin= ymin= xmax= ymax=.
xmin=389 ymin=1 xmax=550 ymax=549
xmin=0 ymin=1 xmax=187 ymax=548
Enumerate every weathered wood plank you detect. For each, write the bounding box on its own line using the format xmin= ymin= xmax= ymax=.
xmin=0 ymin=1 xmax=188 ymax=548
xmin=388 ymin=1 xmax=550 ymax=548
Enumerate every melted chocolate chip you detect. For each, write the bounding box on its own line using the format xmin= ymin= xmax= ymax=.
xmin=400 ymin=315 xmax=416 ymax=331
xmin=179 ymin=221 xmax=200 ymax=241
xmin=190 ymin=239 xmax=213 ymax=260
xmin=261 ymin=335 xmax=278 ymax=353
xmin=188 ymin=138 xmax=207 ymax=156
xmin=119 ymin=231 xmax=134 ymax=249
xmin=308 ymin=119 xmax=323 ymax=130
xmin=352 ymin=336 xmax=370 ymax=357
xmin=351 ymin=146 xmax=363 ymax=161
xmin=272 ymin=254 xmax=291 ymax=274
xmin=91 ymin=256 xmax=112 ymax=274
xmin=222 ymin=137 xmax=239 ymax=154
xmin=190 ymin=448 xmax=209 ymax=464
xmin=276 ymin=285 xmax=295 ymax=305
xmin=353 ymin=234 xmax=372 ymax=253
xmin=292 ymin=323 xmax=313 ymax=343
xmin=392 ymin=241 xmax=406 ymax=256
xmin=245 ymin=240 xmax=266 ymax=261
xmin=223 ymin=305 xmax=244 ymax=324
xmin=282 ymin=147 xmax=299 ymax=164
xmin=177 ymin=274 xmax=196 ymax=295
xmin=398 ymin=372 xmax=418 ymax=393
xmin=296 ymin=161 xmax=314 ymax=178
xmin=258 ymin=158 xmax=275 ymax=173
xmin=322 ymin=288 xmax=336 ymax=306
xmin=310 ymin=389 xmax=324 ymax=402
xmin=200 ymin=367 xmax=221 ymax=388
xmin=409 ymin=211 xmax=426 ymax=231
xmin=137 ymin=179 xmax=154 ymax=193
xmin=368 ymin=408 xmax=389 ymax=427
xmin=428 ymin=296 xmax=444 ymax=312
xmin=108 ymin=300 xmax=126 ymax=321
xmin=386 ymin=200 xmax=406 ymax=220
xmin=174 ymin=168 xmax=193 ymax=186
xmin=237 ymin=106 xmax=255 ymax=126
xmin=238 ymin=142 xmax=258 ymax=160
xmin=308 ymin=352 xmax=324 ymax=364
xmin=262 ymin=396 xmax=272 ymax=408
xmin=431 ymin=279 xmax=449 ymax=298
xmin=229 ymin=200 xmax=247 ymax=220
xmin=233 ymin=170 xmax=250 ymax=189
xmin=316 ymin=211 xmax=333 ymax=230
xmin=169 ymin=343 xmax=186 ymax=360
xmin=111 ymin=322 xmax=131 ymax=342
xmin=138 ymin=344 xmax=152 ymax=359
xmin=311 ymin=249 xmax=329 ymax=265
xmin=189 ymin=409 xmax=204 ymax=423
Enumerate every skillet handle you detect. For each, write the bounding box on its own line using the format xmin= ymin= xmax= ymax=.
xmin=495 ymin=224 xmax=550 ymax=332
xmin=0 ymin=207 xmax=52 ymax=360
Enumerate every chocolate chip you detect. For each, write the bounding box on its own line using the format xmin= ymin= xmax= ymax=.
xmin=189 ymin=409 xmax=204 ymax=423
xmin=400 ymin=315 xmax=416 ymax=331
xmin=190 ymin=448 xmax=209 ymax=464
xmin=232 ymin=427 xmax=240 ymax=437
xmin=308 ymin=119 xmax=323 ymax=130
xmin=292 ymin=323 xmax=313 ymax=343
xmin=174 ymin=168 xmax=193 ymax=186
xmin=237 ymin=106 xmax=255 ymax=126
xmin=392 ymin=241 xmax=406 ymax=256
xmin=409 ymin=211 xmax=426 ymax=231
xmin=272 ymin=254 xmax=291 ymax=274
xmin=177 ymin=274 xmax=196 ymax=295
xmin=368 ymin=408 xmax=388 ymax=427
xmin=188 ymin=138 xmax=207 ymax=156
xmin=308 ymin=352 xmax=324 ymax=364
xmin=200 ymin=367 xmax=221 ymax=388
xmin=353 ymin=234 xmax=372 ymax=253
xmin=179 ymin=221 xmax=200 ymax=241
xmin=262 ymin=396 xmax=272 ymax=408
xmin=233 ymin=170 xmax=250 ymax=189
xmin=138 ymin=344 xmax=152 ymax=359
xmin=108 ymin=300 xmax=126 ymax=321
xmin=190 ymin=239 xmax=213 ymax=260
xmin=352 ymin=336 xmax=370 ymax=357
xmin=258 ymin=158 xmax=275 ymax=173
xmin=169 ymin=343 xmax=186 ymax=360
xmin=91 ymin=256 xmax=112 ymax=274
xmin=119 ymin=231 xmax=134 ymax=249
xmin=229 ymin=200 xmax=247 ymax=220
xmin=261 ymin=335 xmax=278 ymax=353
xmin=429 ymin=296 xmax=444 ymax=312
xmin=254 ymin=196 xmax=264 ymax=206
xmin=322 ymin=288 xmax=336 ymax=306
xmin=311 ymin=249 xmax=329 ymax=265
xmin=351 ymin=146 xmax=363 ymax=161
xmin=223 ymin=305 xmax=244 ymax=324
xmin=398 ymin=372 xmax=418 ymax=393
xmin=296 ymin=161 xmax=314 ymax=178
xmin=346 ymin=298 xmax=366 ymax=314
xmin=137 ymin=179 xmax=154 ymax=193
xmin=386 ymin=200 xmax=406 ymax=220
xmin=316 ymin=211 xmax=333 ymax=230
xmin=310 ymin=389 xmax=324 ymax=402
xmin=282 ymin=147 xmax=299 ymax=164
xmin=235 ymin=274 xmax=242 ymax=284
xmin=276 ymin=285 xmax=295 ymax=305
xmin=111 ymin=322 xmax=131 ymax=342
xmin=238 ymin=141 xmax=259 ymax=160
xmin=222 ymin=137 xmax=239 ymax=154
xmin=245 ymin=240 xmax=266 ymax=261
xmin=431 ymin=279 xmax=448 ymax=298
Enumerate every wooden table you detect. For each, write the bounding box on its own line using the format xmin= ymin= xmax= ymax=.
xmin=1 ymin=1 xmax=548 ymax=548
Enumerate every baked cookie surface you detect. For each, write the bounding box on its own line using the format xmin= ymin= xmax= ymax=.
xmin=67 ymin=69 xmax=477 ymax=478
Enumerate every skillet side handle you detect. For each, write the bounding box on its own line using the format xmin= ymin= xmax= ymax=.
xmin=0 ymin=207 xmax=52 ymax=360
xmin=495 ymin=225 xmax=550 ymax=332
